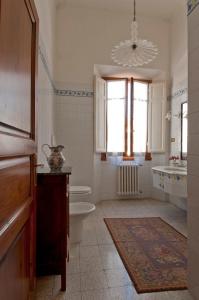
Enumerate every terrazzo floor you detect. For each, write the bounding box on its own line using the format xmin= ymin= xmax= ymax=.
xmin=33 ymin=199 xmax=193 ymax=300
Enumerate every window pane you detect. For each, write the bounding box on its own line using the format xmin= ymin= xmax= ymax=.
xmin=107 ymin=80 xmax=126 ymax=153
xmin=107 ymin=81 xmax=126 ymax=99
xmin=107 ymin=99 xmax=125 ymax=152
xmin=134 ymin=81 xmax=148 ymax=101
xmin=133 ymin=82 xmax=148 ymax=153
xmin=127 ymin=82 xmax=131 ymax=156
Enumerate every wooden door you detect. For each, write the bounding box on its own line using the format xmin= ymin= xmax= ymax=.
xmin=0 ymin=0 xmax=38 ymax=299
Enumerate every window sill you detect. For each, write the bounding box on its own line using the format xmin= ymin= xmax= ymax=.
xmin=123 ymin=156 xmax=134 ymax=161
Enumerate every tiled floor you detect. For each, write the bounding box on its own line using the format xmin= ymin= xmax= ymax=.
xmin=33 ymin=199 xmax=193 ymax=300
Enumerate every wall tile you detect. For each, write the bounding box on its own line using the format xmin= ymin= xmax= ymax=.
xmin=188 ymin=4 xmax=199 ymax=295
xmin=188 ymin=244 xmax=199 ymax=294
xmin=188 ymin=67 xmax=199 ymax=95
xmin=187 ymin=174 xmax=199 ymax=199
xmin=188 ymin=90 xmax=199 ymax=115
xmin=188 ymin=0 xmax=199 ymax=16
xmin=188 ymin=134 xmax=199 ymax=155
xmin=189 ymin=112 xmax=199 ymax=135
xmin=188 ymin=23 xmax=199 ymax=53
xmin=188 ymin=155 xmax=199 ymax=177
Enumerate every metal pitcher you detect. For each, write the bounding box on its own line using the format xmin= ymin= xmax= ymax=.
xmin=42 ymin=144 xmax=65 ymax=172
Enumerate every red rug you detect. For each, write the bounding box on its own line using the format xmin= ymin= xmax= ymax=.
xmin=104 ymin=217 xmax=187 ymax=293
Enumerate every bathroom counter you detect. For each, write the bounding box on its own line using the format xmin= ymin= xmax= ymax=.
xmin=152 ymin=166 xmax=187 ymax=176
xmin=152 ymin=166 xmax=187 ymax=198
xmin=37 ymin=166 xmax=72 ymax=175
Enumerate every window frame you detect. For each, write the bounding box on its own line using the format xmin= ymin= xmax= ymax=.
xmin=131 ymin=78 xmax=152 ymax=160
xmin=103 ymin=77 xmax=152 ymax=160
xmin=103 ymin=77 xmax=128 ymax=156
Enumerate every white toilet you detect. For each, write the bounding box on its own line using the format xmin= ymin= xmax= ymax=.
xmin=69 ymin=186 xmax=96 ymax=243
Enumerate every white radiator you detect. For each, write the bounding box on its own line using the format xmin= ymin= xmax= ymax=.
xmin=118 ymin=165 xmax=140 ymax=196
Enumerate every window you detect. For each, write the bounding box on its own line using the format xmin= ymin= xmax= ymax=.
xmin=105 ymin=77 xmax=150 ymax=157
xmin=94 ymin=76 xmax=166 ymax=157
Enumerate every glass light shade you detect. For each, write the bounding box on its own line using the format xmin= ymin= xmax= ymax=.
xmin=111 ymin=21 xmax=159 ymax=67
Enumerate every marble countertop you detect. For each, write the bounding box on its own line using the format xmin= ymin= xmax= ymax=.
xmin=152 ymin=166 xmax=187 ymax=176
xmin=37 ymin=166 xmax=72 ymax=175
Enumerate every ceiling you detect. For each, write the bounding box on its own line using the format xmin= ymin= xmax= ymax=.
xmin=56 ymin=0 xmax=186 ymax=20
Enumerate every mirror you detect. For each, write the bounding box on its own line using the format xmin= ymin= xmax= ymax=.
xmin=181 ymin=102 xmax=188 ymax=159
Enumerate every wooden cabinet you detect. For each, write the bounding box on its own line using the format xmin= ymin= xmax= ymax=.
xmin=36 ymin=168 xmax=71 ymax=291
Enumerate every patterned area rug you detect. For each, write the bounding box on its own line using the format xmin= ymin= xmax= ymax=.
xmin=104 ymin=217 xmax=187 ymax=294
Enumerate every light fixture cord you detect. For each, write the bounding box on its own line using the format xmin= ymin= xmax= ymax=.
xmin=133 ymin=0 xmax=136 ymax=22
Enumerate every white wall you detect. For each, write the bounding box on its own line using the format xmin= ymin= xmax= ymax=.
xmin=54 ymin=4 xmax=170 ymax=202
xmin=55 ymin=95 xmax=94 ymax=188
xmin=55 ymin=5 xmax=170 ymax=84
xmin=170 ymin=2 xmax=188 ymax=157
xmin=188 ymin=3 xmax=199 ymax=298
xmin=34 ymin=0 xmax=56 ymax=164
xmin=35 ymin=0 xmax=56 ymax=70
xmin=171 ymin=2 xmax=188 ymax=89
xmin=169 ymin=2 xmax=188 ymax=210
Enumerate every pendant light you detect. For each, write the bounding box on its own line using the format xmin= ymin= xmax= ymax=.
xmin=111 ymin=0 xmax=159 ymax=67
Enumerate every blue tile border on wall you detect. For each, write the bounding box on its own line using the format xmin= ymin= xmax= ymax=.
xmin=167 ymin=88 xmax=187 ymax=102
xmin=55 ymin=89 xmax=94 ymax=97
xmin=187 ymin=0 xmax=199 ymax=15
xmin=172 ymin=88 xmax=188 ymax=99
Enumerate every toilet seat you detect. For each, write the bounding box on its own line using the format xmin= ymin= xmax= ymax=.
xmin=69 ymin=186 xmax=92 ymax=195
xmin=70 ymin=202 xmax=95 ymax=216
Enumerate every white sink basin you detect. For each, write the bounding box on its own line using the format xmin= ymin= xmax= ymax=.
xmin=163 ymin=166 xmax=187 ymax=172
